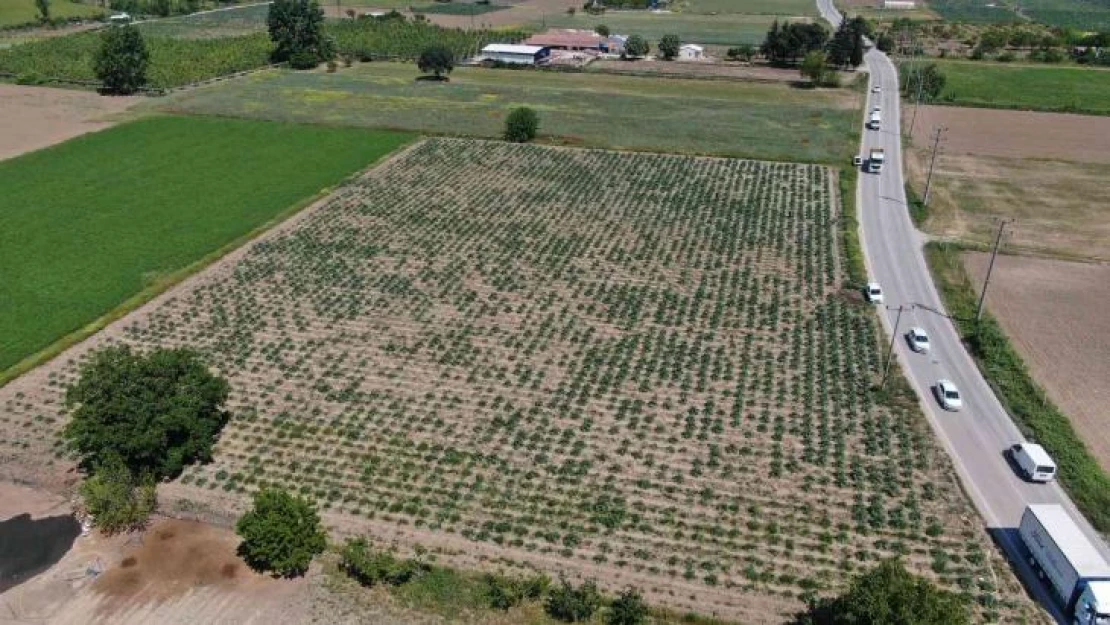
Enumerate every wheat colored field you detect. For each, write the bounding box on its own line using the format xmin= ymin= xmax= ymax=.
xmin=0 ymin=139 xmax=1036 ymax=623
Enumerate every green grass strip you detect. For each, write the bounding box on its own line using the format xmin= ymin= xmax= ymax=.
xmin=926 ymin=242 xmax=1110 ymax=533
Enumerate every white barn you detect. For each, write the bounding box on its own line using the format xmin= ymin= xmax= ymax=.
xmin=678 ymin=44 xmax=705 ymax=60
xmin=478 ymin=44 xmax=551 ymax=66
xmin=882 ymin=0 xmax=916 ymax=8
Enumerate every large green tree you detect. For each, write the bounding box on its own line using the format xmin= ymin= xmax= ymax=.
xmin=795 ymin=559 xmax=970 ymax=625
xmin=417 ymin=45 xmax=454 ymax=79
xmin=93 ymin=24 xmax=149 ymax=95
xmin=900 ymin=62 xmax=946 ymax=102
xmin=623 ymin=34 xmax=649 ymax=59
xmin=658 ymin=34 xmax=680 ymax=60
xmin=236 ymin=489 xmax=327 ymax=577
xmin=800 ymin=50 xmax=830 ymax=86
xmin=267 ymin=0 xmax=333 ymax=66
xmin=62 ymin=346 xmax=231 ymax=480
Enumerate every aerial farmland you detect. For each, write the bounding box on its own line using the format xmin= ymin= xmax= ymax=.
xmin=0 ymin=139 xmax=1033 ymax=622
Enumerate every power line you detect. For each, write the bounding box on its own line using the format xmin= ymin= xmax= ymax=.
xmin=976 ymin=219 xmax=1013 ymax=327
xmin=922 ymin=126 xmax=947 ymax=207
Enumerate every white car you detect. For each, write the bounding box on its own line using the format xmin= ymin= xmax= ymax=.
xmin=872 ymin=105 xmax=881 ymax=113
xmin=906 ymin=326 xmax=930 ymax=353
xmin=871 ymin=85 xmax=881 ymax=93
xmin=865 ymin=282 xmax=883 ymax=304
xmin=935 ymin=379 xmax=963 ymax=411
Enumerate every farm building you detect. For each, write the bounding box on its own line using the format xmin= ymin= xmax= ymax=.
xmin=478 ymin=44 xmax=551 ymax=66
xmin=524 ymin=29 xmax=625 ymax=54
xmin=679 ymin=44 xmax=705 ymax=60
xmin=882 ymin=0 xmax=916 ymax=8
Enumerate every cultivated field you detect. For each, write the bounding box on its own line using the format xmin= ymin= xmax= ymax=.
xmin=540 ymin=11 xmax=809 ymax=46
xmin=0 ymin=84 xmax=138 ymax=161
xmin=0 ymin=139 xmax=1035 ymax=622
xmin=0 ymin=0 xmax=102 ymax=28
xmin=905 ymin=105 xmax=1110 ymax=260
xmin=158 ymin=62 xmax=861 ymax=163
xmin=933 ymin=60 xmax=1110 ymax=116
xmin=964 ymin=253 xmax=1110 ymax=475
xmin=0 ymin=116 xmax=411 ymax=374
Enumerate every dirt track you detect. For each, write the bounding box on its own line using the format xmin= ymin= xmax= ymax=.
xmin=0 ymin=85 xmax=139 ymax=161
xmin=964 ymin=253 xmax=1110 ymax=473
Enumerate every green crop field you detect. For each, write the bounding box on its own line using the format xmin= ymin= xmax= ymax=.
xmin=0 ymin=138 xmax=1033 ymax=623
xmin=0 ymin=30 xmax=272 ymax=88
xmin=136 ymin=3 xmax=271 ymax=38
xmin=159 ymin=62 xmax=861 ymax=163
xmin=927 ymin=0 xmax=1021 ymax=23
xmin=679 ymin=0 xmax=817 ymax=15
xmin=1018 ymin=0 xmax=1110 ymax=30
xmin=0 ymin=0 xmax=102 ymax=28
xmin=0 ymin=116 xmax=411 ymax=373
xmin=933 ymin=60 xmax=1110 ymax=115
xmin=411 ymin=2 xmax=507 ymax=15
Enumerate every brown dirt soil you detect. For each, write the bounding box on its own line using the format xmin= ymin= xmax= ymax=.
xmin=0 ymin=482 xmax=69 ymax=521
xmin=323 ymin=0 xmax=579 ymax=28
xmin=0 ymin=517 xmax=314 ymax=625
xmin=908 ymin=105 xmax=1110 ymax=164
xmin=0 ymin=85 xmax=139 ymax=162
xmin=905 ymin=105 xmax=1110 ymax=261
xmin=590 ymin=59 xmax=856 ymax=83
xmin=963 ymin=253 xmax=1110 ymax=474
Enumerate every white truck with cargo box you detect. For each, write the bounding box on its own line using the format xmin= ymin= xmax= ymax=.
xmin=868 ymin=148 xmax=885 ymax=173
xmin=1019 ymin=504 xmax=1110 ymax=624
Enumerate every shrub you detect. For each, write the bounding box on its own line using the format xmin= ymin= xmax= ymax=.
xmin=340 ymin=538 xmax=422 ymax=585
xmin=605 ymin=588 xmax=648 ymax=625
xmin=504 ymin=106 xmax=539 ymax=143
xmin=797 ymin=559 xmax=969 ymax=624
xmin=80 ymin=456 xmax=156 ymax=534
xmin=236 ymin=488 xmax=327 ymax=577
xmin=289 ymin=50 xmax=320 ymax=69
xmin=482 ymin=572 xmax=550 ymax=609
xmin=545 ymin=579 xmax=602 ymax=622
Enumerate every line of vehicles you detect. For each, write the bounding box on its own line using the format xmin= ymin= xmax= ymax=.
xmin=853 ymin=49 xmax=1108 ymax=625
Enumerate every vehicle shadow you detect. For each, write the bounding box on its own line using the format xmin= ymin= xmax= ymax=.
xmin=987 ymin=526 xmax=1068 ymax=624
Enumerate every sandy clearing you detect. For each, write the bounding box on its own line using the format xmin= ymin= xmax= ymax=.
xmin=908 ymin=105 xmax=1110 ymax=164
xmin=0 ymin=482 xmax=69 ymax=521
xmin=964 ymin=253 xmax=1110 ymax=474
xmin=0 ymin=85 xmax=139 ymax=162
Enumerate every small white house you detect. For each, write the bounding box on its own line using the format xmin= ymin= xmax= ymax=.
xmin=478 ymin=44 xmax=551 ymax=66
xmin=678 ymin=44 xmax=705 ymax=60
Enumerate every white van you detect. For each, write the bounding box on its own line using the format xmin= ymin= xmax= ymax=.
xmin=1009 ymin=442 xmax=1057 ymax=482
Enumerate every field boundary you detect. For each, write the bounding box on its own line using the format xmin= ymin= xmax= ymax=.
xmin=924 ymin=242 xmax=1110 ymax=534
xmin=0 ymin=135 xmax=419 ymax=388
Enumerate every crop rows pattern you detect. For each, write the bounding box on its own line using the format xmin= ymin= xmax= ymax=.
xmin=0 ymin=140 xmax=1024 ymax=621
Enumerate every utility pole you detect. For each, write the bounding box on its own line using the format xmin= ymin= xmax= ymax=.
xmin=922 ymin=126 xmax=947 ymax=206
xmin=881 ymin=304 xmax=912 ymax=390
xmin=908 ymin=35 xmax=926 ymax=138
xmin=976 ymin=220 xmax=1012 ymax=325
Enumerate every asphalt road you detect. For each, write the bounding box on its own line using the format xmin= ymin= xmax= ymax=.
xmin=815 ymin=0 xmax=1110 ymax=619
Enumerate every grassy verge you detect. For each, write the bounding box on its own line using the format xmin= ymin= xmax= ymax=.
xmin=322 ymin=550 xmax=732 ymax=625
xmin=0 ymin=116 xmax=412 ymax=378
xmin=925 ymin=242 xmax=1110 ymax=534
xmin=904 ymin=182 xmax=927 ymax=228
xmin=838 ymin=166 xmax=865 ymax=286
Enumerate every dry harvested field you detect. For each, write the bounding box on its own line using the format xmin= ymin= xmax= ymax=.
xmin=588 ymin=59 xmax=844 ymax=83
xmin=905 ymin=105 xmax=1110 ymax=260
xmin=964 ymin=252 xmax=1110 ymax=474
xmin=0 ymin=139 xmax=1035 ymax=622
xmin=0 ymin=85 xmax=139 ymax=162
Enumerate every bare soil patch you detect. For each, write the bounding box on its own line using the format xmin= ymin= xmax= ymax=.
xmin=964 ymin=253 xmax=1110 ymax=474
xmin=905 ymin=105 xmax=1110 ymax=260
xmin=908 ymin=105 xmax=1110 ymax=164
xmin=0 ymin=85 xmax=139 ymax=161
xmin=590 ymin=58 xmax=855 ymax=83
